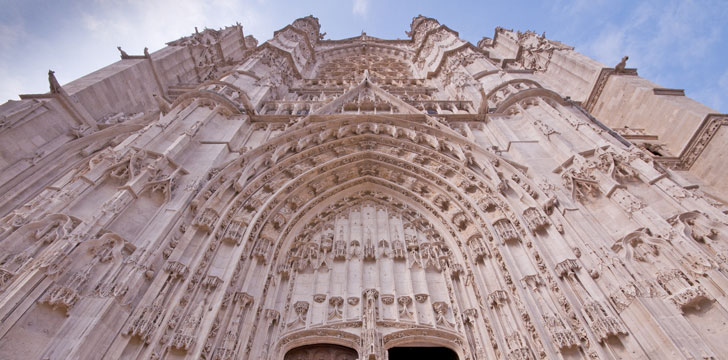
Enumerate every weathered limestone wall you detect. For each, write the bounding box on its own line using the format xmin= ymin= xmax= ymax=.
xmin=64 ymin=57 xmax=165 ymax=119
xmin=481 ymin=27 xmax=728 ymax=201
xmin=537 ymin=50 xmax=603 ymax=103
xmin=0 ymin=25 xmax=250 ymax=221
xmin=0 ymin=99 xmax=78 ymax=185
xmin=591 ymin=75 xmax=715 ymax=156
xmin=689 ymin=125 xmax=728 ymax=196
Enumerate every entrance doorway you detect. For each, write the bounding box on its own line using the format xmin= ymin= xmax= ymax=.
xmin=388 ymin=346 xmax=459 ymax=359
xmin=284 ymin=344 xmax=358 ymax=360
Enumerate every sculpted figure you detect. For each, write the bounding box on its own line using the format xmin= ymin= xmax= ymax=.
xmin=152 ymin=94 xmax=171 ymax=115
xmin=117 ymin=46 xmax=130 ymax=59
xmin=615 ymin=55 xmax=628 ymax=73
xmin=48 ymin=70 xmax=62 ymax=93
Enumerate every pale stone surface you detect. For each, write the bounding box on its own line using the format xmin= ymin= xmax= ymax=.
xmin=0 ymin=15 xmax=727 ymax=360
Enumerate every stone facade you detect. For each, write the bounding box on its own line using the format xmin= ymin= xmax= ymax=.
xmin=0 ymin=15 xmax=727 ymax=360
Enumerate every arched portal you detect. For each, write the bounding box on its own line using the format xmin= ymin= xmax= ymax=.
xmin=284 ymin=344 xmax=358 ymax=360
xmin=189 ymin=114 xmax=546 ymax=360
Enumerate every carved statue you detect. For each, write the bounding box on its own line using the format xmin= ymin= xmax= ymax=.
xmin=117 ymin=46 xmax=130 ymax=59
xmin=152 ymin=93 xmax=171 ymax=115
xmin=615 ymin=55 xmax=629 ymax=73
xmin=48 ymin=70 xmax=62 ymax=93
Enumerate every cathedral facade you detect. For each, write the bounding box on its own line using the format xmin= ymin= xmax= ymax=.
xmin=1 ymin=15 xmax=728 ymax=360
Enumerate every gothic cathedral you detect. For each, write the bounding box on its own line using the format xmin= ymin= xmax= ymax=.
xmin=1 ymin=15 xmax=727 ymax=360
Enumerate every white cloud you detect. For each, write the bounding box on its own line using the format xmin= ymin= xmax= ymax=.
xmin=589 ymin=26 xmax=626 ymax=66
xmin=353 ymin=0 xmax=369 ymax=16
xmin=0 ymin=0 xmax=283 ymax=103
xmin=585 ymin=1 xmax=722 ymax=71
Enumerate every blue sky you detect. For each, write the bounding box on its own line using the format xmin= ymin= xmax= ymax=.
xmin=1 ymin=0 xmax=726 ymax=112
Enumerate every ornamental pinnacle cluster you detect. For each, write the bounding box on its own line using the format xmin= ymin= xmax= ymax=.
xmin=1 ymin=15 xmax=728 ymax=360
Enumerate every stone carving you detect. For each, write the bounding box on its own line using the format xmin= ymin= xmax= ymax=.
xmin=289 ymin=301 xmax=309 ymax=327
xmin=583 ymin=301 xmax=627 ymax=342
xmin=668 ymin=285 xmax=713 ymax=312
xmin=432 ymin=301 xmax=454 ymax=328
xmin=543 ymin=314 xmax=579 ymax=351
xmin=554 ymin=258 xmax=580 ymax=278
xmin=397 ymin=296 xmax=414 ymax=320
xmin=614 ymin=56 xmax=628 ymax=73
xmin=328 ymin=296 xmax=344 ymax=320
xmin=487 ymin=290 xmax=508 ymax=308
xmin=414 ymin=293 xmax=429 ymax=303
xmin=493 ymin=218 xmax=519 ymax=243
xmin=523 ymin=207 xmax=549 ymax=233
xmin=117 ymin=46 xmax=130 ymax=59
xmin=153 ymin=93 xmax=171 ymax=115
xmin=194 ymin=208 xmax=220 ymax=232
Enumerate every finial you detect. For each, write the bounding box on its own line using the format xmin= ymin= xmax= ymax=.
xmin=144 ymin=47 xmax=150 ymax=57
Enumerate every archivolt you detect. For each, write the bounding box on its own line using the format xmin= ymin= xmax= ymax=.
xmin=170 ymin=90 xmax=245 ymax=116
xmin=190 ymin=116 xmax=545 ymax=259
xmin=274 ymin=328 xmax=361 ymax=358
xmin=479 ymin=78 xmax=569 ymax=115
xmin=179 ymin=114 xmax=553 ymax=359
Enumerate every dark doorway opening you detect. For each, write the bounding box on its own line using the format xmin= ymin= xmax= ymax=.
xmin=388 ymin=346 xmax=458 ymax=359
